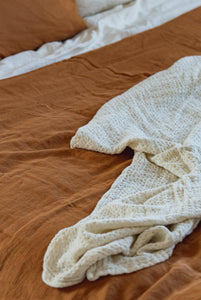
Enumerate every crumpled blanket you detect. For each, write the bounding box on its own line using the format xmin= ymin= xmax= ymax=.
xmin=42 ymin=56 xmax=201 ymax=288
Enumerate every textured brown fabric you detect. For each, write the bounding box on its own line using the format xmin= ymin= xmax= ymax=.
xmin=0 ymin=7 xmax=201 ymax=300
xmin=0 ymin=0 xmax=86 ymax=58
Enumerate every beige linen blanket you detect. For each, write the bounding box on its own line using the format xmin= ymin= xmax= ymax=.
xmin=43 ymin=56 xmax=201 ymax=288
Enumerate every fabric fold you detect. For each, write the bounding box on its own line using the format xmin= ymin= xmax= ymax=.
xmin=43 ymin=56 xmax=201 ymax=288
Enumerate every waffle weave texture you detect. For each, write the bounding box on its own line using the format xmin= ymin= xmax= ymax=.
xmin=43 ymin=56 xmax=201 ymax=288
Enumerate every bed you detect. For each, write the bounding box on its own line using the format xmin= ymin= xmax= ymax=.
xmin=1 ymin=1 xmax=201 ymax=299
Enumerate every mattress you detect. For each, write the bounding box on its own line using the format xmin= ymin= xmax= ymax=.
xmin=1 ymin=6 xmax=201 ymax=299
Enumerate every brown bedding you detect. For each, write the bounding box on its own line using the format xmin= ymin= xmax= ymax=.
xmin=1 ymin=7 xmax=201 ymax=300
xmin=0 ymin=0 xmax=86 ymax=58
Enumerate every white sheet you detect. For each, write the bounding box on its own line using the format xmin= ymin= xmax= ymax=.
xmin=0 ymin=0 xmax=201 ymax=80
xmin=77 ymin=0 xmax=131 ymax=17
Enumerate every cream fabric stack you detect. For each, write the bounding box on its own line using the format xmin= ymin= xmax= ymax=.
xmin=43 ymin=56 xmax=201 ymax=288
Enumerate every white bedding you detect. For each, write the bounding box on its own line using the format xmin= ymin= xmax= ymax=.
xmin=0 ymin=0 xmax=201 ymax=80
xmin=77 ymin=0 xmax=131 ymax=17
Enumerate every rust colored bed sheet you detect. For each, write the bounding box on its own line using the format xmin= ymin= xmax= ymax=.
xmin=1 ymin=7 xmax=201 ymax=300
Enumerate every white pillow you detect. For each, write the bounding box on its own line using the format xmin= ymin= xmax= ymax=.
xmin=77 ymin=0 xmax=131 ymax=17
